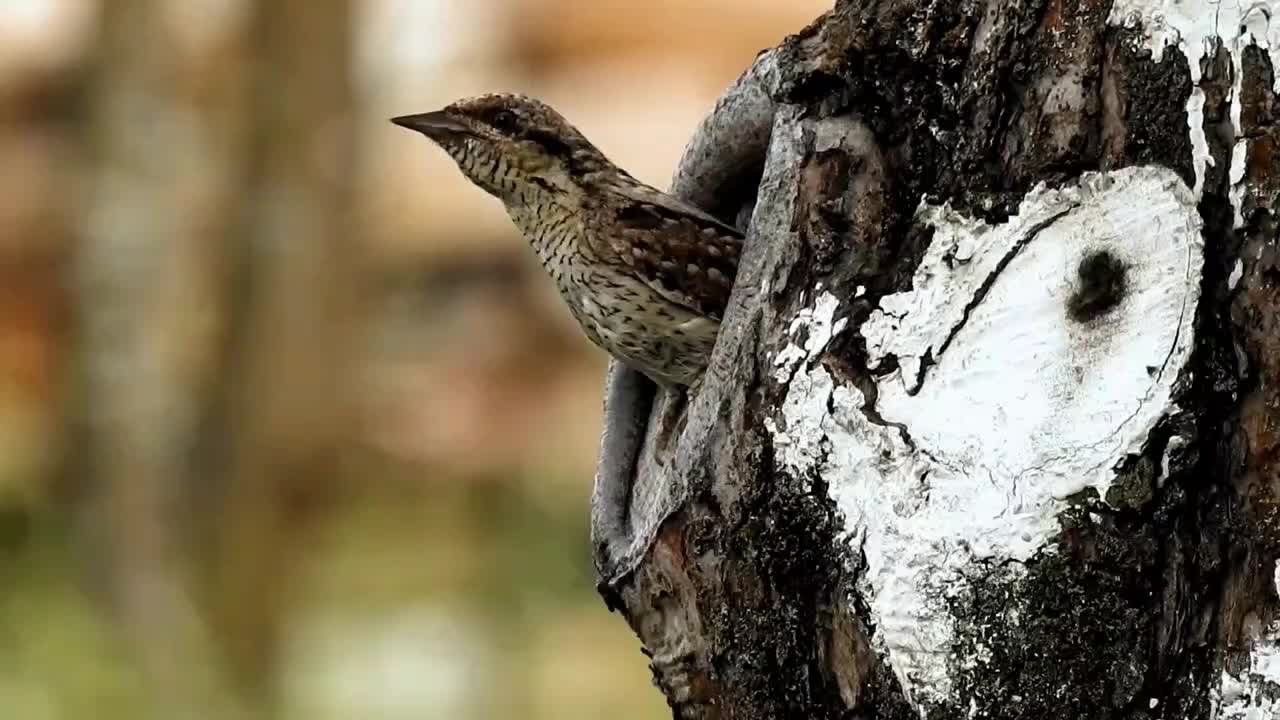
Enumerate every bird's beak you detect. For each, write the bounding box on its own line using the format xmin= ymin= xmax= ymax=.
xmin=390 ymin=111 xmax=471 ymax=140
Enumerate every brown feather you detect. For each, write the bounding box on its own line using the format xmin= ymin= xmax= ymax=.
xmin=399 ymin=92 xmax=744 ymax=386
xmin=603 ymin=180 xmax=743 ymax=321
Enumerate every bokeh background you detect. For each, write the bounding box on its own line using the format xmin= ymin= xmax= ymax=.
xmin=0 ymin=1 xmax=828 ymax=718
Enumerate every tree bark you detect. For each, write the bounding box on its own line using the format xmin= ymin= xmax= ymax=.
xmin=592 ymin=1 xmax=1280 ymax=718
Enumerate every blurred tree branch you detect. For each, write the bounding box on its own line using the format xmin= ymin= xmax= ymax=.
xmin=202 ymin=0 xmax=360 ymax=701
xmin=75 ymin=0 xmax=249 ymax=715
xmin=73 ymin=0 xmax=360 ymax=715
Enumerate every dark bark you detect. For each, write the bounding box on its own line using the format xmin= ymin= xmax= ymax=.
xmin=592 ymin=2 xmax=1280 ymax=718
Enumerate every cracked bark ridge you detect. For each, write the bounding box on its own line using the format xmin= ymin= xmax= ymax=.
xmin=591 ymin=49 xmax=781 ymax=586
xmin=591 ymin=1 xmax=1280 ymax=718
xmin=1219 ymin=36 xmax=1280 ymax=718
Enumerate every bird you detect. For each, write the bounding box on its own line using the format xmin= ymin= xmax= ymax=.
xmin=391 ymin=94 xmax=742 ymax=389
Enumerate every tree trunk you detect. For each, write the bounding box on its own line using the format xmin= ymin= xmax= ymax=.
xmin=73 ymin=1 xmax=358 ymax=715
xmin=592 ymin=1 xmax=1280 ymax=718
xmin=75 ymin=1 xmax=252 ymax=714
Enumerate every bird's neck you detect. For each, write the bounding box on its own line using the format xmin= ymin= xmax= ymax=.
xmin=504 ymin=185 xmax=586 ymax=280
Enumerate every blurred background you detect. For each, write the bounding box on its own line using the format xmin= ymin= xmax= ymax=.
xmin=0 ymin=1 xmax=827 ymax=718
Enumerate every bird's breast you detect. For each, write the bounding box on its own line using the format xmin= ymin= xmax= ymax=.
xmin=563 ymin=263 xmax=719 ymax=387
xmin=507 ymin=198 xmax=718 ymax=386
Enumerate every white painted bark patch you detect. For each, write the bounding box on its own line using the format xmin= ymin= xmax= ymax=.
xmin=1108 ymin=0 xmax=1280 ymax=217
xmin=769 ymin=166 xmax=1204 ymax=713
xmin=1216 ymin=562 xmax=1280 ymax=719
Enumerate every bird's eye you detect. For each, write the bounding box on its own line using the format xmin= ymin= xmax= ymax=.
xmin=490 ymin=110 xmax=519 ymax=132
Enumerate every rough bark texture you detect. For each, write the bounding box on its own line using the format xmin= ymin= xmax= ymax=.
xmin=591 ymin=1 xmax=1280 ymax=718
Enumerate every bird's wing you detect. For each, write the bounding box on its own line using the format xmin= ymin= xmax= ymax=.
xmin=602 ymin=181 xmax=744 ymax=321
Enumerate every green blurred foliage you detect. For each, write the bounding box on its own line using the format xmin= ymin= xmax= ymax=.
xmin=0 ymin=472 xmax=664 ymax=720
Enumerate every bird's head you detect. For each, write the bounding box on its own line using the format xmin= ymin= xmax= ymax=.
xmin=392 ymin=94 xmax=613 ymax=202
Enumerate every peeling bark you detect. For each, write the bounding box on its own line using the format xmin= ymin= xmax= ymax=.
xmin=592 ymin=1 xmax=1280 ymax=718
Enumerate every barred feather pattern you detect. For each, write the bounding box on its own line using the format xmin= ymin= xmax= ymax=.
xmin=403 ymin=93 xmax=744 ymax=387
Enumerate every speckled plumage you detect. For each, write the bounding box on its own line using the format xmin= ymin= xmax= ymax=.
xmin=393 ymin=94 xmax=743 ymax=387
